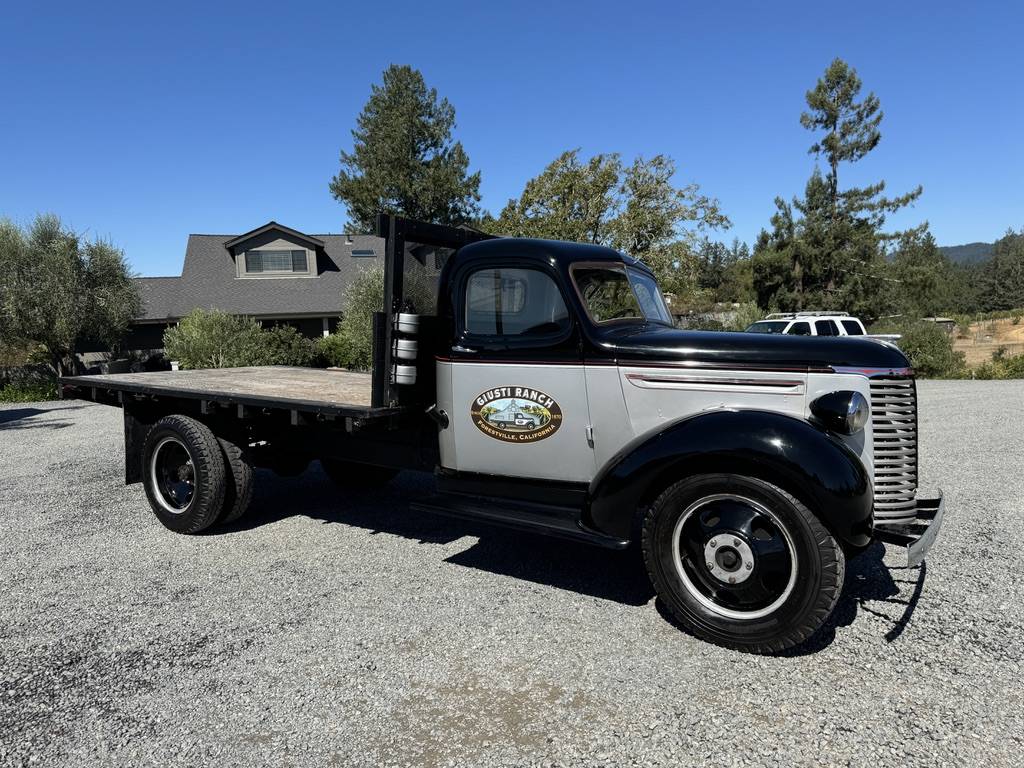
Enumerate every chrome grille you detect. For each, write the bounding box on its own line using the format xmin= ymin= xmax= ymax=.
xmin=870 ymin=377 xmax=918 ymax=522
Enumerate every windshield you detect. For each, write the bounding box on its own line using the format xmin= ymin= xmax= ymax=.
xmin=746 ymin=321 xmax=789 ymax=334
xmin=571 ymin=263 xmax=673 ymax=325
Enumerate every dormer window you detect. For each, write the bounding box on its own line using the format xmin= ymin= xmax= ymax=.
xmin=226 ymin=221 xmax=324 ymax=279
xmin=244 ymin=249 xmax=309 ymax=274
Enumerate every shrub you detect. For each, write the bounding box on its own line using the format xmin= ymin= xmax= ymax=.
xmin=258 ymin=325 xmax=317 ymax=367
xmin=724 ymin=302 xmax=765 ymax=331
xmin=893 ymin=322 xmax=966 ymax=378
xmin=953 ymin=314 xmax=973 ymax=339
xmin=163 ymin=310 xmax=266 ymax=369
xmin=0 ymin=380 xmax=58 ymax=403
xmin=332 ymin=267 xmax=386 ymax=371
xmin=686 ymin=316 xmax=726 ymax=331
xmin=971 ymin=352 xmax=1024 ymax=379
xmin=316 ymin=332 xmax=355 ymax=368
xmin=163 ymin=311 xmax=323 ymax=369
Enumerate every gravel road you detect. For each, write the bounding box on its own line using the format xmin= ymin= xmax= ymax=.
xmin=1 ymin=380 xmax=1022 ymax=767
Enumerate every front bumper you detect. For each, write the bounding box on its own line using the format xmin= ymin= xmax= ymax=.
xmin=873 ymin=492 xmax=944 ymax=567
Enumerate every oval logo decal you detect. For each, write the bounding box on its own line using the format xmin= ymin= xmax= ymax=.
xmin=470 ymin=387 xmax=563 ymax=443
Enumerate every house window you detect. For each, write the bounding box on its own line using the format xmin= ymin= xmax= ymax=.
xmin=244 ymin=249 xmax=308 ymax=274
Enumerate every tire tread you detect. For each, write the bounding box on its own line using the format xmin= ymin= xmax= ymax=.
xmin=641 ymin=473 xmax=845 ymax=654
xmin=142 ymin=415 xmax=226 ymax=534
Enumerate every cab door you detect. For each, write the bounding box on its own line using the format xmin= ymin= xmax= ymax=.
xmin=436 ymin=262 xmax=596 ymax=483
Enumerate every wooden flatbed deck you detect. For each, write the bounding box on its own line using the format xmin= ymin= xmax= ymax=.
xmin=62 ymin=366 xmax=397 ymax=418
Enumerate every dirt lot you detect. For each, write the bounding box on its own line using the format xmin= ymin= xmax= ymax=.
xmin=1 ymin=381 xmax=1023 ymax=767
xmin=953 ymin=316 xmax=1024 ymax=364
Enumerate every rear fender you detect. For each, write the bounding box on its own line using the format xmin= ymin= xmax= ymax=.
xmin=585 ymin=409 xmax=873 ymax=548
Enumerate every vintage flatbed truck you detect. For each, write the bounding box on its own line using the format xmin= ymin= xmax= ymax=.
xmin=62 ymin=215 xmax=944 ymax=653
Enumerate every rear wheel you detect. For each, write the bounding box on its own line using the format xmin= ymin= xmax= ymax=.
xmin=217 ymin=436 xmax=254 ymax=525
xmin=320 ymin=458 xmax=398 ymax=489
xmin=142 ymin=415 xmax=226 ymax=534
xmin=642 ymin=473 xmax=844 ymax=654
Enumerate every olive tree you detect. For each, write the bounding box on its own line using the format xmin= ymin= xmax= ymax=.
xmin=0 ymin=214 xmax=140 ymax=376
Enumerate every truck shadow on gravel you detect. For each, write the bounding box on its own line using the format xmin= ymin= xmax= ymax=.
xmin=787 ymin=543 xmax=928 ymax=654
xmin=224 ymin=467 xmax=655 ymax=606
xmin=226 ymin=468 xmax=927 ymax=642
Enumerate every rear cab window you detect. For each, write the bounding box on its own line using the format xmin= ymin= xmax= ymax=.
xmin=464 ymin=267 xmax=570 ymax=338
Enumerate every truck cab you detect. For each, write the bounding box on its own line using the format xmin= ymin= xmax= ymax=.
xmin=62 ymin=215 xmax=944 ymax=654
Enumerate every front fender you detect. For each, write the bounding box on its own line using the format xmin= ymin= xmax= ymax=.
xmin=586 ymin=409 xmax=873 ymax=548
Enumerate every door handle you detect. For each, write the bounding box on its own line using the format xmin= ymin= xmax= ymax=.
xmin=452 ymin=345 xmax=477 ymax=354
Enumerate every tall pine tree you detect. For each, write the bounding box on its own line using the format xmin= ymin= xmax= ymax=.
xmin=753 ymin=58 xmax=923 ymax=319
xmin=330 ymin=65 xmax=481 ymax=232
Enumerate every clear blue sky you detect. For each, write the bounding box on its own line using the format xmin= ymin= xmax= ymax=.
xmin=1 ymin=0 xmax=1021 ymax=276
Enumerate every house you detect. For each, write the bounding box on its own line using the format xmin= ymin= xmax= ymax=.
xmin=125 ymin=221 xmax=384 ymax=350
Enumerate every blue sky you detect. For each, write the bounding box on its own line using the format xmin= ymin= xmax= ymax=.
xmin=1 ymin=1 xmax=1021 ymax=276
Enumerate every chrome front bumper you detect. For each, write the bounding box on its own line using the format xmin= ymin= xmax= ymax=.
xmin=873 ymin=492 xmax=944 ymax=567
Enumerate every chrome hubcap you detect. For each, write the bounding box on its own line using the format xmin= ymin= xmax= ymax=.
xmin=150 ymin=437 xmax=195 ymax=514
xmin=672 ymin=493 xmax=798 ymax=620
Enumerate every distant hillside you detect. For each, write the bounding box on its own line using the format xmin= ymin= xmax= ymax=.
xmin=939 ymin=242 xmax=994 ymax=264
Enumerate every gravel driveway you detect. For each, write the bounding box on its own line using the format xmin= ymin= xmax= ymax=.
xmin=1 ymin=380 xmax=1022 ymax=767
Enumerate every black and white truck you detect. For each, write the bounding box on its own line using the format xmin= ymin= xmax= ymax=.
xmin=62 ymin=215 xmax=944 ymax=653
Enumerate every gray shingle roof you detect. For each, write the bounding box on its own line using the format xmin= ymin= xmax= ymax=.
xmin=135 ymin=226 xmax=384 ymax=322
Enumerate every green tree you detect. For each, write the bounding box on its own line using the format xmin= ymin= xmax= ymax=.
xmin=752 ymin=58 xmax=923 ymax=320
xmin=888 ymin=228 xmax=956 ymax=317
xmin=975 ymin=229 xmax=1024 ymax=311
xmin=697 ymin=238 xmax=753 ymax=304
xmin=0 ymin=214 xmax=140 ymax=376
xmin=330 ymin=64 xmax=481 ymax=232
xmin=490 ymin=149 xmax=729 ymax=296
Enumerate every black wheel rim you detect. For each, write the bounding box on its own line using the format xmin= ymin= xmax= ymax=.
xmin=151 ymin=437 xmax=195 ymax=513
xmin=671 ymin=493 xmax=797 ymax=620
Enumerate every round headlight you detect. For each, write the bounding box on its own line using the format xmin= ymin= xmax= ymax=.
xmin=810 ymin=390 xmax=870 ymax=435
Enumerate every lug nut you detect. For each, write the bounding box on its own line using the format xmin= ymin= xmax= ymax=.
xmin=745 ymin=562 xmax=753 ymax=570
xmin=733 ymin=538 xmax=740 ymax=547
xmin=706 ymin=562 xmax=714 ymax=570
xmin=709 ymin=540 xmax=717 ymax=548
xmin=728 ymin=576 xmax=735 ymax=584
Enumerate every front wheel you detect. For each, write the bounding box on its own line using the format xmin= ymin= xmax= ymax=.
xmin=642 ymin=474 xmax=845 ymax=654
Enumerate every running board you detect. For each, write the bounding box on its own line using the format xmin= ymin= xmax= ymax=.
xmin=410 ymin=493 xmax=629 ymax=550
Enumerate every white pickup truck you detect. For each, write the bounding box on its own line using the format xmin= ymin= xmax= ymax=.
xmin=746 ymin=312 xmax=901 ymax=343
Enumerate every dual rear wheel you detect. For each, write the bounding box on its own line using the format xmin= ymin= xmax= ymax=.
xmin=142 ymin=415 xmax=253 ymax=534
xmin=142 ymin=414 xmax=397 ymax=534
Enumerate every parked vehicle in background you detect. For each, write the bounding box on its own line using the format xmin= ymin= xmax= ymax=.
xmin=746 ymin=312 xmax=902 ymax=343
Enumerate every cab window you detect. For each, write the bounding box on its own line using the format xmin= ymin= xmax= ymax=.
xmin=464 ymin=267 xmax=570 ymax=337
xmin=787 ymin=321 xmax=812 ymax=335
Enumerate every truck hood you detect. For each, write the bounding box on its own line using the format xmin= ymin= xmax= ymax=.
xmin=593 ymin=324 xmax=911 ymax=372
